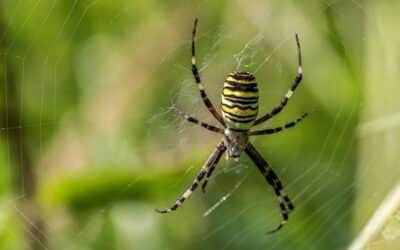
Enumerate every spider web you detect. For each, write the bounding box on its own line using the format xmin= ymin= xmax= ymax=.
xmin=0 ymin=0 xmax=396 ymax=250
xmin=153 ymin=1 xmax=371 ymax=249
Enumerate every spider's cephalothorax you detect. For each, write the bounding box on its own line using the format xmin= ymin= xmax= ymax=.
xmin=157 ymin=18 xmax=308 ymax=234
xmin=224 ymin=128 xmax=249 ymax=160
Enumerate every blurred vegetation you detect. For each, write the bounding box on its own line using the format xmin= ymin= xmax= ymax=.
xmin=0 ymin=0 xmax=398 ymax=250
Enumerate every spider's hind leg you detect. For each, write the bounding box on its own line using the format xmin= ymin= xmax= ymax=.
xmin=190 ymin=18 xmax=226 ymax=126
xmin=249 ymin=112 xmax=308 ymax=136
xmin=253 ymin=34 xmax=303 ymax=126
xmin=174 ymin=107 xmax=224 ymax=134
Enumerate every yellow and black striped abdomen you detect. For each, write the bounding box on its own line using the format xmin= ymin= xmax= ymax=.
xmin=221 ymin=72 xmax=259 ymax=130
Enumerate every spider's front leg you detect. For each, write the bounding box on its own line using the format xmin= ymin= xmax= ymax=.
xmin=254 ymin=34 xmax=303 ymax=126
xmin=201 ymin=162 xmax=218 ymax=193
xmin=156 ymin=140 xmax=226 ymax=213
xmin=245 ymin=143 xmax=294 ymax=234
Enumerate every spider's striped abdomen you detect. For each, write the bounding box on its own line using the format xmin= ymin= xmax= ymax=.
xmin=221 ymin=72 xmax=259 ymax=130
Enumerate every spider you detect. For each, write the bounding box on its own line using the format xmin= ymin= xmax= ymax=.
xmin=156 ymin=18 xmax=307 ymax=234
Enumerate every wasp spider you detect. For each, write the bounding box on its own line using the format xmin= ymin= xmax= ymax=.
xmin=156 ymin=18 xmax=306 ymax=234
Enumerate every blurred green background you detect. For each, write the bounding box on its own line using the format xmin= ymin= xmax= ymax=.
xmin=0 ymin=0 xmax=399 ymax=249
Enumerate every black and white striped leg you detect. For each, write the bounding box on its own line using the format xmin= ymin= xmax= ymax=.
xmin=249 ymin=113 xmax=308 ymax=136
xmin=175 ymin=108 xmax=224 ymax=134
xmin=254 ymin=34 xmax=303 ymax=126
xmin=156 ymin=140 xmax=226 ymax=213
xmin=201 ymin=157 xmax=220 ymax=193
xmin=191 ymin=18 xmax=226 ymax=127
xmin=245 ymin=143 xmax=294 ymax=234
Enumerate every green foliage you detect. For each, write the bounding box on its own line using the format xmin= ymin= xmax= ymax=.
xmin=38 ymin=167 xmax=185 ymax=212
xmin=0 ymin=0 xmax=398 ymax=249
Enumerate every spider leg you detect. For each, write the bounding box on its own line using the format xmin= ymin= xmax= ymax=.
xmin=156 ymin=140 xmax=226 ymax=213
xmin=191 ymin=18 xmax=226 ymax=127
xmin=201 ymin=159 xmax=220 ymax=193
xmin=175 ymin=108 xmax=224 ymax=134
xmin=249 ymin=112 xmax=308 ymax=136
xmin=245 ymin=143 xmax=294 ymax=234
xmin=254 ymin=34 xmax=303 ymax=126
